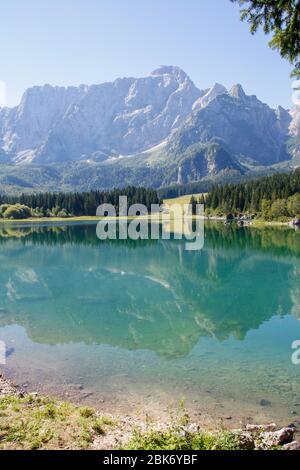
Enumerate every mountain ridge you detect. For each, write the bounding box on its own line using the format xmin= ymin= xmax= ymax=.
xmin=0 ymin=66 xmax=299 ymax=193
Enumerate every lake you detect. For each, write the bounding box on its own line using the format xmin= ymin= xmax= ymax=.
xmin=0 ymin=222 xmax=300 ymax=426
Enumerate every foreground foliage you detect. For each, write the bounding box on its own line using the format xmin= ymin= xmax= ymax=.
xmin=0 ymin=391 xmax=289 ymax=450
xmin=122 ymin=427 xmax=244 ymax=451
xmin=231 ymin=0 xmax=300 ymax=77
xmin=0 ymin=394 xmax=114 ymax=450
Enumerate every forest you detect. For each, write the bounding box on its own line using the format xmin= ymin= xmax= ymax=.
xmin=203 ymin=169 xmax=300 ymax=220
xmin=0 ymin=187 xmax=161 ymax=219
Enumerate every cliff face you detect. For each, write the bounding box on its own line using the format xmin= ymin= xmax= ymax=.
xmin=0 ymin=66 xmax=297 ymax=192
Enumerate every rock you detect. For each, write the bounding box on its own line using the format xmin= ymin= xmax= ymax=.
xmin=260 ymin=399 xmax=272 ymax=407
xmin=291 ymin=219 xmax=300 ymax=227
xmin=283 ymin=441 xmax=300 ymax=450
xmin=246 ymin=423 xmax=276 ymax=432
xmin=226 ymin=213 xmax=235 ymax=222
xmin=260 ymin=427 xmax=295 ymax=448
xmin=81 ymin=392 xmax=94 ymax=399
xmin=69 ymin=383 xmax=84 ymax=391
xmin=238 ymin=432 xmax=255 ymax=450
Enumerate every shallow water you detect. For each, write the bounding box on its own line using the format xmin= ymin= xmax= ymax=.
xmin=0 ymin=222 xmax=300 ymax=425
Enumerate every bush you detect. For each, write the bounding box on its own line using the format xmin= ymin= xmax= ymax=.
xmin=287 ymin=194 xmax=300 ymax=218
xmin=269 ymin=199 xmax=288 ymax=220
xmin=0 ymin=204 xmax=10 ymax=218
xmin=56 ymin=209 xmax=69 ymax=218
xmin=2 ymin=204 xmax=32 ymax=220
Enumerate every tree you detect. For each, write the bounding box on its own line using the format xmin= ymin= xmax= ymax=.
xmin=231 ymin=0 xmax=300 ymax=77
xmin=287 ymin=193 xmax=300 ymax=216
xmin=261 ymin=198 xmax=272 ymax=219
xmin=0 ymin=204 xmax=10 ymax=217
xmin=190 ymin=196 xmax=197 ymax=215
xmin=205 ymin=168 xmax=300 ymax=217
xmin=3 ymin=204 xmax=32 ymax=219
xmin=270 ymin=198 xmax=288 ymax=218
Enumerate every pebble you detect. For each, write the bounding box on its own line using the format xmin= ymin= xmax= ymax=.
xmin=260 ymin=399 xmax=271 ymax=407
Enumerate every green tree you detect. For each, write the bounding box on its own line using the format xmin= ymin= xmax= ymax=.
xmin=231 ymin=0 xmax=300 ymax=77
xmin=261 ymin=198 xmax=272 ymax=219
xmin=287 ymin=193 xmax=300 ymax=216
xmin=0 ymin=204 xmax=10 ymax=217
xmin=190 ymin=196 xmax=197 ymax=215
xmin=57 ymin=209 xmax=69 ymax=218
xmin=3 ymin=204 xmax=32 ymax=219
xmin=270 ymin=198 xmax=288 ymax=219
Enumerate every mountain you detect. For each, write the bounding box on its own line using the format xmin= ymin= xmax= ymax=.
xmin=0 ymin=66 xmax=203 ymax=165
xmin=0 ymin=66 xmax=299 ymax=193
xmin=289 ymin=105 xmax=300 ymax=159
xmin=167 ymin=83 xmax=292 ymax=168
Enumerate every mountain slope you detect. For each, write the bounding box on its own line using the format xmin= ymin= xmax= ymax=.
xmin=0 ymin=66 xmax=299 ymax=194
xmin=0 ymin=66 xmax=203 ymax=165
xmin=167 ymin=84 xmax=291 ymax=167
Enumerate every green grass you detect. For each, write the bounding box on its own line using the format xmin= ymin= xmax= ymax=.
xmin=122 ymin=427 xmax=246 ymax=451
xmin=0 ymin=393 xmax=281 ymax=450
xmin=0 ymin=216 xmax=104 ymax=224
xmin=0 ymin=394 xmax=114 ymax=450
xmin=164 ymin=193 xmax=206 ymax=208
xmin=121 ymin=405 xmax=249 ymax=451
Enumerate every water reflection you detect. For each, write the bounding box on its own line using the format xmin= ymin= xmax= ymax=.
xmin=0 ymin=223 xmax=299 ymax=358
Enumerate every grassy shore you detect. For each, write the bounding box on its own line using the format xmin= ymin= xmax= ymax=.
xmin=0 ymin=216 xmax=104 ymax=224
xmin=0 ymin=217 xmax=294 ymax=230
xmin=0 ymin=375 xmax=297 ymax=450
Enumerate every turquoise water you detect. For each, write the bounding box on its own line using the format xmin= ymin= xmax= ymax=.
xmin=0 ymin=222 xmax=300 ymax=425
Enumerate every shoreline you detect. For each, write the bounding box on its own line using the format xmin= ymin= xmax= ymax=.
xmin=0 ymin=373 xmax=299 ymax=450
xmin=0 ymin=215 xmax=295 ymax=228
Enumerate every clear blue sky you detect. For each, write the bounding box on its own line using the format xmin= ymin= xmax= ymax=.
xmin=0 ymin=0 xmax=293 ymax=108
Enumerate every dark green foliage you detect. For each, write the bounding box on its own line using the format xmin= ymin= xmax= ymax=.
xmin=0 ymin=187 xmax=161 ymax=217
xmin=205 ymin=168 xmax=300 ymax=219
xmin=190 ymin=196 xmax=198 ymax=215
xmin=231 ymin=0 xmax=300 ymax=77
xmin=0 ymin=204 xmax=32 ymax=219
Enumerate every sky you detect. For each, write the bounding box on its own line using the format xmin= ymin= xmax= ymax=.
xmin=0 ymin=0 xmax=294 ymax=108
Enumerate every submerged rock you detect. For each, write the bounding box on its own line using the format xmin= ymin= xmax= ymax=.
xmin=260 ymin=399 xmax=271 ymax=407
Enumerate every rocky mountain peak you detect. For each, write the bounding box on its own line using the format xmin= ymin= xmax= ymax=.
xmin=276 ymin=105 xmax=292 ymax=133
xmin=150 ymin=65 xmax=189 ymax=81
xmin=229 ymin=84 xmax=246 ymax=100
xmin=289 ymin=105 xmax=300 ymax=136
xmin=193 ymin=83 xmax=227 ymax=110
xmin=0 ymin=66 xmax=296 ymax=189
